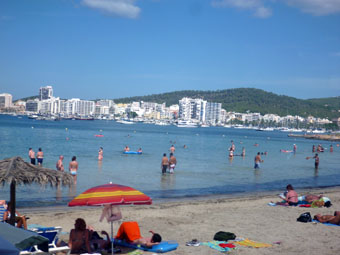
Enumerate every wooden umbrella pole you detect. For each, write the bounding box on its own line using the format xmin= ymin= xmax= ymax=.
xmin=9 ymin=180 xmax=16 ymax=226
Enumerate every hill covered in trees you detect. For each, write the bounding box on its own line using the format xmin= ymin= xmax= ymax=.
xmin=114 ymin=88 xmax=340 ymax=118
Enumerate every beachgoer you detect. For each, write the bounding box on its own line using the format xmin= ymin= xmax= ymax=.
xmin=231 ymin=141 xmax=235 ymax=152
xmin=124 ymin=146 xmax=130 ymax=152
xmin=28 ymin=148 xmax=35 ymax=165
xmin=90 ymin=229 xmax=111 ymax=251
xmin=137 ymin=148 xmax=142 ymax=153
xmin=314 ymin=211 xmax=340 ymax=225
xmin=241 ymin=147 xmax=246 ymax=157
xmin=115 ymin=221 xmax=161 ymax=248
xmin=98 ymin=147 xmax=103 ymax=161
xmin=36 ymin=148 xmax=44 ymax=166
xmin=254 ymin=143 xmax=259 ymax=147
xmin=170 ymin=145 xmax=175 ymax=154
xmin=312 ymin=145 xmax=315 ymax=152
xmin=228 ymin=147 xmax=234 ymax=158
xmin=3 ymin=202 xmax=27 ymax=229
xmin=68 ymin=218 xmax=92 ymax=254
xmin=304 ymin=194 xmax=323 ymax=203
xmin=169 ymin=153 xmax=177 ymax=174
xmin=313 ymin=154 xmax=319 ymax=169
xmin=254 ymin=152 xmax=263 ymax=169
xmin=330 ymin=145 xmax=333 ymax=153
xmin=161 ymin=153 xmax=169 ymax=174
xmin=69 ymin=156 xmax=78 ymax=185
xmin=56 ymin=155 xmax=64 ymax=171
xmin=276 ymin=184 xmax=298 ymax=206
xmin=183 ymin=145 xmax=187 ymax=149
xmin=293 ymin=144 xmax=297 ymax=153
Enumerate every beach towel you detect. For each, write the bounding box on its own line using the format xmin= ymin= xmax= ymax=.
xmin=114 ymin=239 xmax=178 ymax=253
xmin=312 ymin=220 xmax=340 ymax=227
xmin=200 ymin=241 xmax=232 ymax=252
xmin=234 ymin=238 xmax=272 ymax=248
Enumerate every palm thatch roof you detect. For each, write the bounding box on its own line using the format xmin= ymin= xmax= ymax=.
xmin=0 ymin=156 xmax=73 ymax=187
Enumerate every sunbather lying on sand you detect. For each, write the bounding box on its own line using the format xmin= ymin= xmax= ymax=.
xmin=314 ymin=211 xmax=340 ymax=225
xmin=116 ymin=221 xmax=162 ymax=247
xmin=304 ymin=194 xmax=323 ymax=203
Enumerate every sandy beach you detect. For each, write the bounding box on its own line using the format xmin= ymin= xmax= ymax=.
xmin=22 ymin=187 xmax=340 ymax=255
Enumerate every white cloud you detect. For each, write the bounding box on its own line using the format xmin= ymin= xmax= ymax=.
xmin=82 ymin=0 xmax=141 ymax=19
xmin=211 ymin=0 xmax=272 ymax=18
xmin=285 ymin=0 xmax=340 ymax=16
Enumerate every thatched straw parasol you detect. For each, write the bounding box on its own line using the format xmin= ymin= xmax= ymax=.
xmin=0 ymin=156 xmax=74 ymax=226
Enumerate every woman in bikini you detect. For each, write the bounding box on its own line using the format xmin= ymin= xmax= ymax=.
xmin=69 ymin=156 xmax=78 ymax=185
xmin=68 ymin=218 xmax=92 ymax=254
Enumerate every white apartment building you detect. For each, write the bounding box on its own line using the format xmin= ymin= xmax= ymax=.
xmin=179 ymin=97 xmax=206 ymax=121
xmin=39 ymin=86 xmax=53 ymax=100
xmin=0 ymin=93 xmax=12 ymax=108
xmin=205 ymin=102 xmax=222 ymax=124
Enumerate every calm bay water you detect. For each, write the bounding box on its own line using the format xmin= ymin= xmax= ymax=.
xmin=0 ymin=114 xmax=339 ymax=207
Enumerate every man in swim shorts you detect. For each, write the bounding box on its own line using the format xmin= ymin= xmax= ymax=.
xmin=115 ymin=221 xmax=161 ymax=247
xmin=161 ymin=153 xmax=169 ymax=174
xmin=56 ymin=155 xmax=64 ymax=171
xmin=169 ymin=153 xmax=177 ymax=174
xmin=169 ymin=145 xmax=175 ymax=154
xmin=254 ymin=152 xmax=263 ymax=169
xmin=69 ymin=156 xmax=78 ymax=185
xmin=36 ymin=148 xmax=44 ymax=166
xmin=313 ymin=154 xmax=319 ymax=169
xmin=28 ymin=148 xmax=36 ymax=165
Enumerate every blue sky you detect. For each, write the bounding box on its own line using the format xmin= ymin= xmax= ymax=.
xmin=1 ymin=0 xmax=340 ymax=100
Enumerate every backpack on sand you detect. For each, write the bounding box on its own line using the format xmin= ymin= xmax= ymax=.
xmin=297 ymin=212 xmax=312 ymax=223
xmin=213 ymin=231 xmax=236 ymax=241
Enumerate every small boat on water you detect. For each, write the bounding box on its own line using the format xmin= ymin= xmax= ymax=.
xmin=176 ymin=120 xmax=198 ymax=128
xmin=116 ymin=120 xmax=135 ymax=125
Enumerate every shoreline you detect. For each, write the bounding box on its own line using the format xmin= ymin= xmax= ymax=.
xmin=21 ymin=186 xmax=340 ymax=254
xmin=288 ymin=133 xmax=340 ymax=141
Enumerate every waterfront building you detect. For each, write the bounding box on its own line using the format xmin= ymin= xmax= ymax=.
xmin=40 ymin=97 xmax=62 ymax=115
xmin=26 ymin=99 xmax=40 ymax=113
xmin=179 ymin=97 xmax=206 ymax=121
xmin=0 ymin=93 xmax=12 ymax=108
xmin=39 ymin=86 xmax=53 ymax=100
xmin=205 ymin=102 xmax=222 ymax=124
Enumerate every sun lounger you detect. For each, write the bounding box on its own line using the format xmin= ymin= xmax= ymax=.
xmin=25 ymin=226 xmax=70 ymax=254
xmin=113 ymin=239 xmax=178 ymax=253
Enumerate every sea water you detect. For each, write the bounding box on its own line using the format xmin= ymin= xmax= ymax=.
xmin=0 ymin=114 xmax=339 ymax=207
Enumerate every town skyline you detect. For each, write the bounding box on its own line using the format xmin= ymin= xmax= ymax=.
xmin=1 ymin=0 xmax=340 ymax=100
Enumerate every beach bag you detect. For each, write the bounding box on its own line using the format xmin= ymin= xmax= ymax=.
xmin=213 ymin=231 xmax=236 ymax=241
xmin=297 ymin=212 xmax=312 ymax=223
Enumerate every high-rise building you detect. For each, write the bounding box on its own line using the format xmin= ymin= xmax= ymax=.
xmin=0 ymin=93 xmax=12 ymax=108
xmin=26 ymin=99 xmax=40 ymax=113
xmin=39 ymin=86 xmax=53 ymax=100
xmin=205 ymin=102 xmax=222 ymax=124
xmin=179 ymin=97 xmax=206 ymax=121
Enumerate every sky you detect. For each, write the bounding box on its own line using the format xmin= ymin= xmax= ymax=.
xmin=1 ymin=0 xmax=340 ymax=100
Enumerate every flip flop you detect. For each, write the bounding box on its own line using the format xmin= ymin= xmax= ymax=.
xmin=186 ymin=239 xmax=200 ymax=246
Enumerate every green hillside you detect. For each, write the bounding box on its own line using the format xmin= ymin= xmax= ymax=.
xmin=114 ymin=88 xmax=340 ymax=118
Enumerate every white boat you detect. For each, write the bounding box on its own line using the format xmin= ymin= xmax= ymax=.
xmin=176 ymin=120 xmax=198 ymax=128
xmin=116 ymin=120 xmax=135 ymax=125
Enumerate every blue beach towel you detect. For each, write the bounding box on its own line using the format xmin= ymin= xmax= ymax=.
xmin=312 ymin=220 xmax=340 ymax=227
xmin=113 ymin=239 xmax=178 ymax=253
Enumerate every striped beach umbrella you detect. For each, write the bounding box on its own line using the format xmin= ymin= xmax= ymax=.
xmin=68 ymin=183 xmax=152 ymax=207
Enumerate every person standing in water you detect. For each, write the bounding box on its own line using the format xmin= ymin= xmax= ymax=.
xmin=241 ymin=147 xmax=246 ymax=157
xmin=36 ymin=148 xmax=44 ymax=166
xmin=330 ymin=145 xmax=333 ymax=153
xmin=98 ymin=147 xmax=103 ymax=161
xmin=312 ymin=145 xmax=316 ymax=153
xmin=254 ymin=152 xmax=263 ymax=169
xmin=161 ymin=153 xmax=169 ymax=174
xmin=169 ymin=153 xmax=177 ymax=174
xmin=228 ymin=147 xmax=234 ymax=158
xmin=56 ymin=155 xmax=64 ymax=171
xmin=69 ymin=156 xmax=78 ymax=185
xmin=306 ymin=153 xmax=319 ymax=169
xmin=28 ymin=148 xmax=36 ymax=165
xmin=293 ymin=144 xmax=297 ymax=153
xmin=170 ymin=145 xmax=175 ymax=154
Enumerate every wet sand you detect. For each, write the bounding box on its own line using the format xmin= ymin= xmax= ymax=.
xmin=22 ymin=186 xmax=340 ymax=254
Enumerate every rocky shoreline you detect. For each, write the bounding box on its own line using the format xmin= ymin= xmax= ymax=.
xmin=288 ymin=133 xmax=340 ymax=141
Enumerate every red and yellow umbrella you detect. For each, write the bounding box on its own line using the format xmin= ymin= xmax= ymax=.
xmin=68 ymin=183 xmax=152 ymax=207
